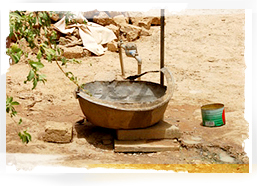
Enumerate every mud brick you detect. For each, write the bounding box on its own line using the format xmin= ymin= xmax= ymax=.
xmin=114 ymin=139 xmax=180 ymax=152
xmin=43 ymin=121 xmax=73 ymax=143
xmin=116 ymin=120 xmax=181 ymax=141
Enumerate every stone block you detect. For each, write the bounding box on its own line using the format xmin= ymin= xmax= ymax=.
xmin=107 ymin=41 xmax=118 ymax=52
xmin=114 ymin=139 xmax=180 ymax=152
xmin=120 ymin=24 xmax=142 ymax=41
xmin=138 ymin=17 xmax=153 ymax=30
xmin=62 ymin=46 xmax=84 ymax=59
xmin=59 ymin=37 xmax=71 ymax=45
xmin=93 ymin=11 xmax=114 ymax=26
xmin=43 ymin=121 xmax=73 ymax=143
xmin=113 ymin=15 xmax=129 ymax=26
xmin=120 ymin=23 xmax=141 ymax=33
xmin=126 ymin=31 xmax=139 ymax=42
xmin=83 ymin=49 xmax=92 ymax=57
xmin=116 ymin=120 xmax=181 ymax=141
xmin=151 ymin=17 xmax=161 ymax=26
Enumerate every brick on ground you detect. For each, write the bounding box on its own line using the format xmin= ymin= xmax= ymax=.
xmin=116 ymin=120 xmax=181 ymax=141
xmin=114 ymin=139 xmax=180 ymax=153
xmin=43 ymin=121 xmax=73 ymax=143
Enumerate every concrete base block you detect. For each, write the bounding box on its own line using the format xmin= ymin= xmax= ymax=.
xmin=114 ymin=139 xmax=180 ymax=152
xmin=116 ymin=120 xmax=181 ymax=141
xmin=43 ymin=121 xmax=73 ymax=143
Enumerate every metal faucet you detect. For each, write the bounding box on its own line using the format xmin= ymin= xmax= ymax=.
xmin=117 ymin=40 xmax=142 ymax=80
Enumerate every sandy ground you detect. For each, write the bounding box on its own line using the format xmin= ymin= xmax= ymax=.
xmin=5 ymin=9 xmax=249 ymax=172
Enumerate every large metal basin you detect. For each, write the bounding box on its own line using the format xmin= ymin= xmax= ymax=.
xmin=76 ymin=67 xmax=174 ymax=129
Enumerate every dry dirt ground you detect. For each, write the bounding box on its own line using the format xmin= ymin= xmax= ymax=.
xmin=5 ymin=9 xmax=249 ymax=172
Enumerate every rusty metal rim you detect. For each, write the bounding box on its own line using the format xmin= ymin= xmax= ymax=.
xmin=76 ymin=81 xmax=171 ymax=111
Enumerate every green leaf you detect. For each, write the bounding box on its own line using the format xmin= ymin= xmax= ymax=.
xmin=61 ymin=57 xmax=67 ymax=66
xmin=32 ymin=78 xmax=38 ymax=90
xmin=48 ymin=48 xmax=56 ymax=55
xmin=38 ymin=74 xmax=46 ymax=80
xmin=11 ymin=111 xmax=17 ymax=117
xmin=11 ymin=44 xmax=21 ymax=53
xmin=18 ymin=118 xmax=22 ymax=125
xmin=57 ymin=47 xmax=61 ymax=55
xmin=29 ymin=61 xmax=44 ymax=69
xmin=18 ymin=130 xmax=32 ymax=144
xmin=11 ymin=101 xmax=19 ymax=106
xmin=7 ymin=96 xmax=13 ymax=103
xmin=24 ymin=131 xmax=32 ymax=141
xmin=16 ymin=50 xmax=23 ymax=58
xmin=11 ymin=54 xmax=20 ymax=64
xmin=38 ymin=12 xmax=43 ymax=18
xmin=38 ymin=74 xmax=47 ymax=84
xmin=38 ymin=16 xmax=42 ymax=25
xmin=33 ymin=17 xmax=37 ymax=24
xmin=65 ymin=71 xmax=73 ymax=77
xmin=27 ymin=69 xmax=35 ymax=81
xmin=6 ymin=107 xmax=10 ymax=113
xmin=9 ymin=12 xmax=24 ymax=21
xmin=71 ymin=58 xmax=81 ymax=64
xmin=46 ymin=53 xmax=52 ymax=62
xmin=22 ymin=135 xmax=27 ymax=143
xmin=37 ymin=50 xmax=42 ymax=60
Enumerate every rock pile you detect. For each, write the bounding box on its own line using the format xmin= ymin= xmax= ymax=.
xmin=89 ymin=10 xmax=161 ymax=41
xmin=9 ymin=11 xmax=161 ymax=60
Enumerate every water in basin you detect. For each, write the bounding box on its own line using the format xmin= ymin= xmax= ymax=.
xmin=81 ymin=81 xmax=167 ymax=103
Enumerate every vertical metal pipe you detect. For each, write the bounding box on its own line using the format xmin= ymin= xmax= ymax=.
xmin=160 ymin=9 xmax=165 ymax=86
xmin=138 ymin=64 xmax=142 ymax=80
xmin=119 ymin=45 xmax=125 ymax=77
xmin=118 ymin=28 xmax=125 ymax=77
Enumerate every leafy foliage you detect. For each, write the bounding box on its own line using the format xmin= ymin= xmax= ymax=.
xmin=6 ymin=96 xmax=19 ymax=117
xmin=24 ymin=60 xmax=47 ymax=89
xmin=6 ymin=96 xmax=31 ymax=144
xmin=6 ymin=11 xmax=88 ymax=144
xmin=9 ymin=11 xmax=56 ymax=47
xmin=8 ymin=11 xmax=83 ymax=90
xmin=18 ymin=130 xmax=32 ymax=144
xmin=6 ymin=43 xmax=23 ymax=64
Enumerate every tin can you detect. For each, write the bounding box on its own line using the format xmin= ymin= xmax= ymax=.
xmin=201 ymin=103 xmax=225 ymax=127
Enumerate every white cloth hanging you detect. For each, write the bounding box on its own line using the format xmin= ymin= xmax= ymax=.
xmin=53 ymin=12 xmax=116 ymax=56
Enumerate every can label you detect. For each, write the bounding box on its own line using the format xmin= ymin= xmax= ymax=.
xmin=204 ymin=121 xmax=215 ymax=127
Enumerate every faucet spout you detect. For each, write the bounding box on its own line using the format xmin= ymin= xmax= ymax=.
xmin=118 ymin=42 xmax=142 ymax=80
xmin=133 ymin=55 xmax=142 ymax=80
xmin=134 ymin=55 xmax=142 ymax=65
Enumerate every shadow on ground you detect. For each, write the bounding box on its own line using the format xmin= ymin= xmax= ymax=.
xmin=74 ymin=119 xmax=116 ymax=150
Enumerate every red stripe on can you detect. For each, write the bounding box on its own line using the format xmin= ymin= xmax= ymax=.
xmin=222 ymin=109 xmax=226 ymax=124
